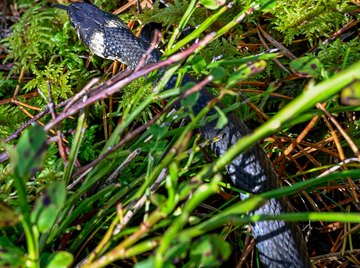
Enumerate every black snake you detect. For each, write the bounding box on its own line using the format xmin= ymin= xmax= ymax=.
xmin=61 ymin=2 xmax=311 ymax=267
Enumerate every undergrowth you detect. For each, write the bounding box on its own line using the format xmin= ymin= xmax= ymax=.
xmin=0 ymin=0 xmax=359 ymax=268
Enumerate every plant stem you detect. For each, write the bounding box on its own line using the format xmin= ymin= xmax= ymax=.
xmin=14 ymin=176 xmax=39 ymax=268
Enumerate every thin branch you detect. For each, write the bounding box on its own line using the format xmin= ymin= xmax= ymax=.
xmin=44 ymin=32 xmax=216 ymax=132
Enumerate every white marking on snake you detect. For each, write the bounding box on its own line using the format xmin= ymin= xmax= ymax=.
xmin=89 ymin=31 xmax=105 ymax=58
xmin=106 ymin=20 xmax=124 ymax=28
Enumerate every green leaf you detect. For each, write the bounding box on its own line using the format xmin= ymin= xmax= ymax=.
xmin=210 ymin=66 xmax=226 ymax=81
xmin=165 ymin=240 xmax=190 ymax=262
xmin=31 ymin=181 xmax=66 ymax=232
xmin=15 ymin=125 xmax=47 ymax=179
xmin=181 ymin=91 xmax=200 ymax=109
xmin=227 ymin=60 xmax=267 ymax=87
xmin=151 ymin=193 xmax=167 ymax=208
xmin=191 ymin=55 xmax=207 ymax=74
xmin=200 ymin=0 xmax=226 ymax=10
xmin=257 ymin=0 xmax=276 ymax=11
xmin=135 ymin=256 xmax=175 ymax=268
xmin=0 ymin=201 xmax=19 ymax=227
xmin=149 ymin=124 xmax=169 ymax=140
xmin=189 ymin=234 xmax=231 ymax=267
xmin=180 ymin=82 xmax=200 ymax=109
xmin=40 ymin=251 xmax=73 ymax=268
xmin=214 ymin=106 xmax=228 ymax=129
xmin=290 ymin=56 xmax=323 ymax=77
xmin=134 ymin=257 xmax=155 ymax=268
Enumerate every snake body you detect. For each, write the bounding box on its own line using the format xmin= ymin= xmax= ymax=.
xmin=65 ymin=3 xmax=310 ymax=267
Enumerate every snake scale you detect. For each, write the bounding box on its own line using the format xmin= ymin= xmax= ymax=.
xmin=62 ymin=2 xmax=311 ymax=267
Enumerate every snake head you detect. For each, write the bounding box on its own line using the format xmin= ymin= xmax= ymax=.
xmin=62 ymin=2 xmax=161 ymax=68
xmin=66 ymin=2 xmax=129 ymax=60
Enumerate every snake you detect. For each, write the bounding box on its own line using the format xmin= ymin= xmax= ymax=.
xmin=60 ymin=2 xmax=311 ymax=267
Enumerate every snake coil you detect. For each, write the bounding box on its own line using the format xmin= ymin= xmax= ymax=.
xmin=64 ymin=2 xmax=311 ymax=267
